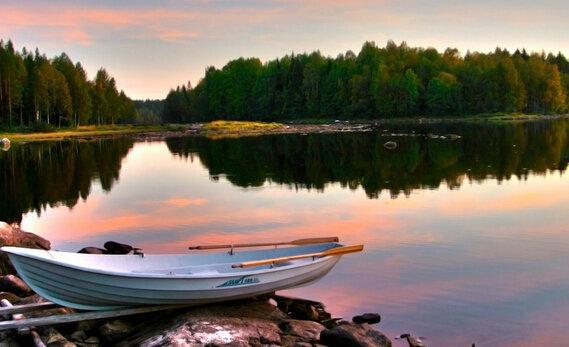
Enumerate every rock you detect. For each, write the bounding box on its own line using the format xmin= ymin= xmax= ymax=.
xmin=0 ymin=336 xmax=20 ymax=346
xmin=41 ymin=327 xmax=77 ymax=347
xmin=293 ymin=343 xmax=312 ymax=347
xmin=272 ymin=295 xmax=330 ymax=323
xmin=124 ymin=299 xmax=287 ymax=346
xmin=69 ymin=330 xmax=88 ymax=342
xmin=134 ymin=317 xmax=281 ymax=347
xmin=0 ymin=275 xmax=32 ymax=297
xmin=291 ymin=303 xmax=320 ymax=321
xmin=103 ymin=241 xmax=133 ymax=255
xmin=383 ymin=141 xmax=397 ymax=149
xmin=75 ymin=320 xmax=100 ymax=335
xmin=0 ymin=222 xmax=50 ymax=250
xmin=15 ymin=294 xmax=47 ymax=304
xmin=395 ymin=333 xmax=426 ymax=347
xmin=280 ymin=319 xmax=325 ymax=341
xmin=0 ymin=222 xmax=50 ymax=274
xmin=352 ymin=313 xmax=381 ymax=325
xmin=0 ymin=291 xmax=21 ymax=303
xmin=77 ymin=247 xmax=107 ymax=254
xmin=320 ymin=323 xmax=391 ymax=347
xmin=0 ymin=138 xmax=9 ymax=152
xmin=99 ymin=320 xmax=134 ymax=343
xmin=82 ymin=336 xmax=99 ymax=346
xmin=279 ymin=334 xmax=299 ymax=347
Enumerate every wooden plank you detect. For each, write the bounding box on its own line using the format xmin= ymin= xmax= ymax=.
xmin=189 ymin=236 xmax=339 ymax=250
xmin=0 ymin=302 xmax=58 ymax=316
xmin=0 ymin=299 xmax=46 ymax=346
xmin=0 ymin=304 xmax=190 ymax=331
xmin=232 ymin=244 xmax=364 ymax=268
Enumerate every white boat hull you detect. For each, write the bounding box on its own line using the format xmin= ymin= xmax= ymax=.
xmin=2 ymin=244 xmax=342 ymax=310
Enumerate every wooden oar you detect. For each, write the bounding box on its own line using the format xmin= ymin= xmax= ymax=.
xmin=188 ymin=237 xmax=339 ymax=250
xmin=231 ymin=244 xmax=364 ymax=268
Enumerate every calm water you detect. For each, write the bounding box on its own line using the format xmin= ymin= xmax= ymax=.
xmin=1 ymin=120 xmax=568 ymax=346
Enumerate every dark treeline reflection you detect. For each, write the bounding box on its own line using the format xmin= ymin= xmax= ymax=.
xmin=167 ymin=120 xmax=568 ymax=197
xmin=0 ymin=138 xmax=134 ymax=224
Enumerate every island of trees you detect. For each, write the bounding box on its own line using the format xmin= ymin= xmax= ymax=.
xmin=163 ymin=41 xmax=568 ymax=122
xmin=0 ymin=40 xmax=134 ymax=129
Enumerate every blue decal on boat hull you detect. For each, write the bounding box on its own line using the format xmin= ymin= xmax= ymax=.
xmin=216 ymin=276 xmax=260 ymax=288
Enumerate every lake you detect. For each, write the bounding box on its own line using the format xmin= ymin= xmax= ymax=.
xmin=1 ymin=119 xmax=568 ymax=346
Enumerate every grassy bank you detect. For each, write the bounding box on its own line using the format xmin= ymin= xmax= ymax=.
xmin=202 ymin=120 xmax=283 ymax=134
xmin=0 ymin=124 xmax=188 ymax=143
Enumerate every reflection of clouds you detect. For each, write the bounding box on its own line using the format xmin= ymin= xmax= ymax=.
xmin=144 ymin=197 xmax=208 ymax=208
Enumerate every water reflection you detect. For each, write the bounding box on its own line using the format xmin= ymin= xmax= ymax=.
xmin=166 ymin=120 xmax=568 ymax=197
xmin=0 ymin=138 xmax=134 ymax=223
xmin=0 ymin=120 xmax=568 ymax=346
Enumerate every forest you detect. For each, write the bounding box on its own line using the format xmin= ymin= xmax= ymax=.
xmin=163 ymin=41 xmax=569 ymax=122
xmin=0 ymin=40 xmax=135 ymax=129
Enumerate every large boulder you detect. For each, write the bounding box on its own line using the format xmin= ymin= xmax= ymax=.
xmin=0 ymin=222 xmax=50 ymax=275
xmin=0 ymin=275 xmax=32 ymax=297
xmin=134 ymin=316 xmax=282 ymax=347
xmin=0 ymin=222 xmax=50 ymax=250
xmin=320 ymin=323 xmax=391 ymax=347
xmin=121 ymin=298 xmax=323 ymax=346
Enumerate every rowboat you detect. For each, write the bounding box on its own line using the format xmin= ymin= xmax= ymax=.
xmin=1 ymin=237 xmax=363 ymax=311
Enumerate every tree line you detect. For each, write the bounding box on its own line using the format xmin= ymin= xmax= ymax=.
xmin=0 ymin=40 xmax=135 ymax=128
xmin=163 ymin=41 xmax=569 ymax=122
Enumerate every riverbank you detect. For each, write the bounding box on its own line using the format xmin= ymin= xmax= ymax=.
xmin=1 ymin=114 xmax=567 ymax=144
xmin=0 ymin=222 xmax=394 ymax=347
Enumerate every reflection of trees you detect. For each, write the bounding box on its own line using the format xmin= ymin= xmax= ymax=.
xmin=167 ymin=120 xmax=568 ymax=198
xmin=0 ymin=138 xmax=134 ymax=224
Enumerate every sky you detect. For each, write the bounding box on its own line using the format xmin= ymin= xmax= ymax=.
xmin=1 ymin=0 xmax=568 ymax=100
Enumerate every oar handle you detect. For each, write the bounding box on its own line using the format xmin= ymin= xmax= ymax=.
xmin=231 ymin=244 xmax=364 ymax=268
xmin=188 ymin=236 xmax=339 ymax=250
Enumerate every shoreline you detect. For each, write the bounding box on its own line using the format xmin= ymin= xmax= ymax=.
xmin=1 ymin=114 xmax=567 ymax=144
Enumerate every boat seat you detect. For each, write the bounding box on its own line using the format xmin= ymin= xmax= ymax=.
xmin=131 ymin=268 xmax=220 ymax=275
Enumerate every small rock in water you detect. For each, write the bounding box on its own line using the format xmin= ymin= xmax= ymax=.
xmin=352 ymin=313 xmax=381 ymax=324
xmin=1 ymin=138 xmax=9 ymax=151
xmin=0 ymin=275 xmax=33 ymax=297
xmin=78 ymin=246 xmax=107 ymax=254
xmin=104 ymin=241 xmax=134 ymax=254
xmin=383 ymin=141 xmax=397 ymax=150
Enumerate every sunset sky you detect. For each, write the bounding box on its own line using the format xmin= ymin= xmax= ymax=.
xmin=1 ymin=0 xmax=567 ymax=99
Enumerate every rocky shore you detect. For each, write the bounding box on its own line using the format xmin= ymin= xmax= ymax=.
xmin=0 ymin=222 xmax=398 ymax=347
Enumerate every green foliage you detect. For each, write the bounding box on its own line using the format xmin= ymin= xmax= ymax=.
xmin=163 ymin=41 xmax=569 ymax=121
xmin=0 ymin=40 xmax=134 ymax=128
